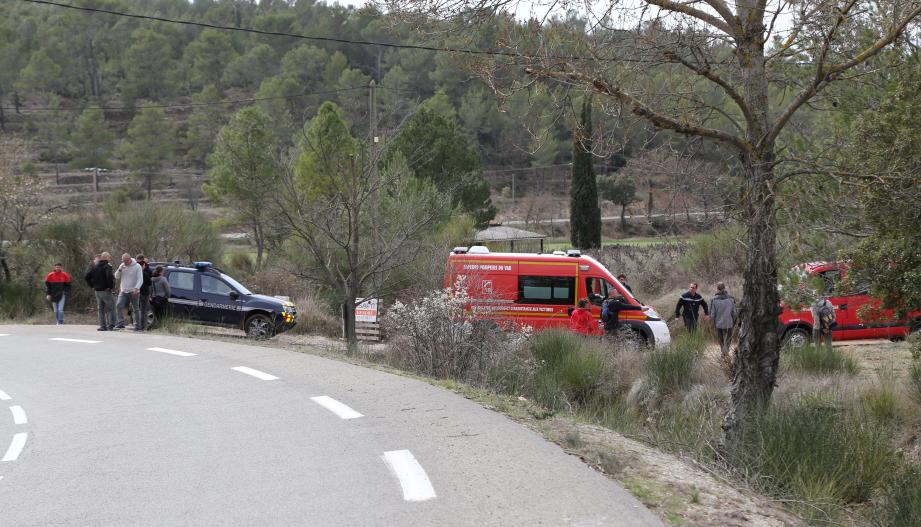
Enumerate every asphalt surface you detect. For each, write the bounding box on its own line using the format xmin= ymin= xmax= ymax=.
xmin=0 ymin=325 xmax=662 ymax=526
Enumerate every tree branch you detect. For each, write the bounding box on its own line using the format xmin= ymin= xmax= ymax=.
xmin=645 ymin=0 xmax=733 ymax=34
xmin=527 ymin=67 xmax=750 ymax=152
xmin=663 ymin=50 xmax=754 ymax=128
xmin=766 ymin=4 xmax=921 ymax=147
xmin=701 ymin=0 xmax=739 ymax=29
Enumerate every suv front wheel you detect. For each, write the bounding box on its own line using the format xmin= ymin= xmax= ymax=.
xmin=245 ymin=313 xmax=275 ymax=339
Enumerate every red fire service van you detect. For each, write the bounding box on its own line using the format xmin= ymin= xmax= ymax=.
xmin=778 ymin=261 xmax=921 ymax=347
xmin=444 ymin=246 xmax=671 ymax=347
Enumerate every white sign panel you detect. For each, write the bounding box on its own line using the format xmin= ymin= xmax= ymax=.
xmin=355 ymin=298 xmax=379 ymax=322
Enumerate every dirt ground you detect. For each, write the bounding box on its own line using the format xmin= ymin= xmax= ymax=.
xmin=833 ymin=338 xmax=914 ymax=380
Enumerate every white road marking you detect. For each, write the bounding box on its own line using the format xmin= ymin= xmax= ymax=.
xmin=9 ymin=406 xmax=26 ymax=425
xmin=310 ymin=396 xmax=364 ymax=420
xmin=147 ymin=347 xmax=196 ymax=357
xmin=0 ymin=333 xmax=9 ymax=337
xmin=231 ymin=366 xmax=278 ymax=381
xmin=2 ymin=433 xmax=27 ymax=462
xmin=382 ymin=450 xmax=437 ymax=502
xmin=50 ymin=338 xmax=100 ymax=344
xmin=0 ymin=391 xmax=9 ymax=401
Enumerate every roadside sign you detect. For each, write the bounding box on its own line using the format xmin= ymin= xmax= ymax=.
xmin=355 ymin=298 xmax=379 ymax=322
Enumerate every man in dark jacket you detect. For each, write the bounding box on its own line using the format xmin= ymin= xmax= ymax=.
xmin=85 ymin=251 xmax=116 ymax=331
xmin=136 ymin=254 xmax=153 ymax=330
xmin=602 ymin=294 xmax=643 ymax=337
xmin=675 ymin=282 xmax=709 ymax=333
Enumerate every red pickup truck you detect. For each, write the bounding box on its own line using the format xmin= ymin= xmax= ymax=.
xmin=778 ymin=261 xmax=921 ymax=347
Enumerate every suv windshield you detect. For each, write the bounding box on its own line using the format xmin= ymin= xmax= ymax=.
xmin=221 ymin=273 xmax=253 ymax=295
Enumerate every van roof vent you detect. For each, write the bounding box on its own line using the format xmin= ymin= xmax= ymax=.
xmin=566 ymin=249 xmax=582 ymax=257
xmin=451 ymin=246 xmax=469 ymax=254
xmin=552 ymin=250 xmax=566 ymax=256
xmin=467 ymin=245 xmax=490 ymax=254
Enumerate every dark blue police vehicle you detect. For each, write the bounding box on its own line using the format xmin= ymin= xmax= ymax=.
xmin=151 ymin=261 xmax=297 ymax=339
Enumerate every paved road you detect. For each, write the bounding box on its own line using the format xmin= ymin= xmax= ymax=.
xmin=0 ymin=325 xmax=661 ymax=526
xmin=502 ymin=210 xmax=721 ymax=226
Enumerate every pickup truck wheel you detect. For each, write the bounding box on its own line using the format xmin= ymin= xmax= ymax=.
xmin=782 ymin=327 xmax=811 ymax=349
xmin=245 ymin=314 xmax=274 ymax=339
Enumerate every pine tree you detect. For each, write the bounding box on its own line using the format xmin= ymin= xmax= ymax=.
xmin=70 ymin=108 xmax=113 ymax=169
xmin=569 ymin=97 xmax=601 ymax=249
xmin=122 ymin=106 xmax=175 ymax=200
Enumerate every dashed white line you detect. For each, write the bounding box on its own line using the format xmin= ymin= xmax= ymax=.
xmin=147 ymin=347 xmax=196 ymax=357
xmin=382 ymin=450 xmax=437 ymax=502
xmin=310 ymin=396 xmax=364 ymax=420
xmin=50 ymin=338 xmax=100 ymax=344
xmin=9 ymin=406 xmax=26 ymax=425
xmin=0 ymin=333 xmax=9 ymax=337
xmin=0 ymin=391 xmax=9 ymax=401
xmin=2 ymin=433 xmax=27 ymax=462
xmin=231 ymin=366 xmax=278 ymax=381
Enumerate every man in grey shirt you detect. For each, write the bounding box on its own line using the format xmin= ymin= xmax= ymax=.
xmin=710 ymin=282 xmax=738 ymax=360
xmin=114 ymin=253 xmax=144 ymax=330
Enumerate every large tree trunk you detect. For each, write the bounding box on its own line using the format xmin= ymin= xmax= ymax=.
xmin=342 ymin=285 xmax=358 ymax=348
xmin=722 ymin=17 xmax=781 ymax=443
xmin=722 ymin=151 xmax=781 ymax=443
xmin=0 ymin=248 xmax=10 ymax=282
xmin=253 ymin=221 xmax=264 ymax=272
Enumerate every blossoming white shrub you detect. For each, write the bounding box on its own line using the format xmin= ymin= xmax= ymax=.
xmin=384 ymin=283 xmax=531 ymax=383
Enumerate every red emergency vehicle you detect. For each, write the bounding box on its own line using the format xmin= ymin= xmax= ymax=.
xmin=778 ymin=261 xmax=921 ymax=346
xmin=444 ymin=246 xmax=671 ymax=347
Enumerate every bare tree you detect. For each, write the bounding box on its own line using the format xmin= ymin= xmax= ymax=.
xmin=381 ymin=0 xmax=921 ymax=439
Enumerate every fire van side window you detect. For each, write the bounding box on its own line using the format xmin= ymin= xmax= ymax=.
xmin=518 ymin=276 xmax=575 ymax=305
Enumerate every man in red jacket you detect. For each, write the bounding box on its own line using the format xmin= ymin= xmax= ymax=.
xmin=569 ymin=299 xmax=596 ymax=336
xmin=45 ymin=263 xmax=72 ymax=325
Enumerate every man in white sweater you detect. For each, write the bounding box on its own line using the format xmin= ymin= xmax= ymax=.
xmin=114 ymin=253 xmax=144 ymax=331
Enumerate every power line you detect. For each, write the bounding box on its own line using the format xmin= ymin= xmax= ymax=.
xmin=19 ymin=0 xmax=668 ymax=64
xmin=0 ymin=86 xmax=367 ymax=112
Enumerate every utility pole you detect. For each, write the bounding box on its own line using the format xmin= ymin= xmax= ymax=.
xmin=369 ymin=79 xmax=378 ymax=192
xmin=368 ymin=78 xmax=380 ymax=298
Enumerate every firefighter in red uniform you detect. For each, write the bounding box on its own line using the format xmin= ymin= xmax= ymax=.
xmin=569 ymin=299 xmax=595 ymax=336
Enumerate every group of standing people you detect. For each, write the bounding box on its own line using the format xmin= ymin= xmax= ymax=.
xmin=42 ymin=252 xmax=171 ymax=330
xmin=674 ymin=281 xmax=739 ymax=359
xmin=83 ymin=252 xmax=171 ymax=331
xmin=567 ymin=278 xmax=741 ymax=360
xmin=568 ymin=274 xmax=645 ymax=338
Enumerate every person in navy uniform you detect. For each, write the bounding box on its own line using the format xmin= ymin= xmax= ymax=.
xmin=675 ymin=282 xmax=709 ymax=333
xmin=602 ymin=293 xmax=643 ymax=337
xmin=136 ymin=254 xmax=153 ymax=330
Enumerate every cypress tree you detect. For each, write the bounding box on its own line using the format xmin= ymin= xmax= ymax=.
xmin=569 ymin=97 xmax=601 ymax=249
